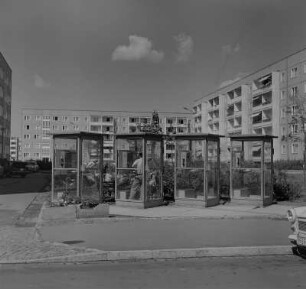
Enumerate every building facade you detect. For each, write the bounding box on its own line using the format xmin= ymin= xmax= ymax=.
xmin=21 ymin=109 xmax=192 ymax=162
xmin=0 ymin=52 xmax=12 ymax=161
xmin=192 ymin=48 xmax=306 ymax=161
xmin=10 ymin=137 xmax=21 ymax=161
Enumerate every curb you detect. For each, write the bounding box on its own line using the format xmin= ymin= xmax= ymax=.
xmin=0 ymin=245 xmax=293 ymax=264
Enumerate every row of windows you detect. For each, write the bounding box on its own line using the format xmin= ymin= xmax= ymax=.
xmin=280 ymin=64 xmax=306 ymax=82
xmin=281 ymin=143 xmax=299 ymax=154
xmin=24 ymin=125 xmax=88 ymax=131
xmin=24 ymin=115 xmax=86 ymax=122
xmin=23 ymin=152 xmax=49 ymax=159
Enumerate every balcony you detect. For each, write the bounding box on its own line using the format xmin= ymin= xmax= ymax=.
xmin=252 ymin=74 xmax=272 ymax=95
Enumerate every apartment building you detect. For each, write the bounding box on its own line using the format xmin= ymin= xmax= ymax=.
xmin=21 ymin=109 xmax=192 ymax=162
xmin=10 ymin=137 xmax=21 ymax=161
xmin=0 ymin=52 xmax=12 ymax=161
xmin=192 ymin=48 xmax=306 ymax=161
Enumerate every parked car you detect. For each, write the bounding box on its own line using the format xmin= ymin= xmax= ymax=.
xmin=7 ymin=161 xmax=27 ymax=178
xmin=25 ymin=161 xmax=39 ymax=172
xmin=287 ymin=207 xmax=306 ymax=257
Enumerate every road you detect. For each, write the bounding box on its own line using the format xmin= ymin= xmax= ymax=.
xmin=40 ymin=218 xmax=291 ymax=251
xmin=0 ymin=255 xmax=305 ymax=289
xmin=0 ymin=171 xmax=51 ymax=194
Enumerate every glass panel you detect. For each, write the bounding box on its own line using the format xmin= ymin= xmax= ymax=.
xmin=146 ymin=140 xmax=162 ymax=200
xmin=232 ymin=169 xmax=261 ymax=198
xmin=54 ymin=138 xmax=77 ymax=168
xmin=264 ymin=141 xmax=272 ymax=197
xmin=81 ymin=139 xmax=102 ymax=202
xmin=53 ymin=169 xmax=78 ymax=203
xmin=117 ymin=138 xmax=143 ymax=168
xmin=176 ymin=168 xmax=204 ymax=199
xmin=207 ymin=141 xmax=218 ymax=199
xmin=116 ymin=169 xmax=142 ymax=200
xmin=176 ymin=140 xmax=204 ymax=168
xmin=116 ymin=138 xmax=143 ymax=201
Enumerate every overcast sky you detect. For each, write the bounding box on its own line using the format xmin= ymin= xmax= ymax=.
xmin=1 ymin=0 xmax=306 ymax=136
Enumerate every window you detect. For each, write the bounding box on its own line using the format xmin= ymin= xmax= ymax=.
xmin=281 ymin=144 xmax=286 ymax=154
xmin=34 ymin=153 xmax=40 ymax=158
xmin=42 ymin=121 xmax=50 ymax=128
xmin=281 ymin=107 xmax=286 ymax=118
xmin=90 ymin=125 xmax=101 ymax=132
xmin=129 ymin=117 xmax=138 ymax=123
xmin=73 ymin=125 xmax=79 ymax=131
xmin=24 ymin=153 xmax=30 ymax=158
xmin=291 ymin=67 xmax=298 ymax=78
xmin=281 ymin=90 xmax=286 ymax=99
xmin=91 ymin=115 xmax=101 ymax=122
xmin=290 ymin=87 xmax=298 ymax=97
xmin=53 ymin=116 xmax=58 ymax=121
xmin=42 ymin=130 xmax=50 ymax=139
xmin=291 ymin=105 xmax=298 ymax=115
xmin=62 ymin=125 xmax=68 ymax=131
xmin=73 ymin=116 xmax=79 ymax=122
xmin=291 ymin=124 xmax=298 ymax=134
xmin=166 ymin=144 xmax=175 ymax=150
xmin=24 ymin=115 xmax=30 ymax=121
xmin=26 ymin=125 xmax=30 ymax=130
xmin=34 ymin=134 xmax=39 ymax=139
xmin=178 ymin=118 xmax=186 ymax=125
xmin=63 ymin=116 xmax=68 ymax=122
xmin=53 ymin=125 xmax=59 ymax=130
xmin=42 ymin=116 xmax=50 ymax=120
xmin=24 ymin=134 xmax=30 ymax=139
xmin=25 ymin=143 xmax=31 ymax=148
xmin=35 ymin=125 xmax=41 ymax=130
xmin=35 ymin=115 xmax=41 ymax=121
xmin=129 ymin=126 xmax=137 ymax=133
xmin=292 ymin=143 xmax=299 ymax=154
xmin=280 ymin=71 xmax=286 ymax=82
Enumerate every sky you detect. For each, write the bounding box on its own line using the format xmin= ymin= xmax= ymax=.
xmin=1 ymin=0 xmax=306 ymax=136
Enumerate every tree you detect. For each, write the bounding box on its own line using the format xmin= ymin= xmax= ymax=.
xmin=284 ymin=91 xmax=306 ymax=191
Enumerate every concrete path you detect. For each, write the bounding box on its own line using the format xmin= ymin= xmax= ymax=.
xmin=0 ymin=192 xmax=302 ymax=264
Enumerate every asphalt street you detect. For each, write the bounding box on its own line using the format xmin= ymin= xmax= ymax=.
xmin=1 ymin=255 xmax=305 ymax=289
xmin=40 ymin=217 xmax=291 ymax=251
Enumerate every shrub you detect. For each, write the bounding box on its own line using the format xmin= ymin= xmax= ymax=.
xmin=220 ymin=162 xmax=230 ymax=199
xmin=273 ymin=169 xmax=302 ymax=201
xmin=163 ymin=161 xmax=174 ymax=202
xmin=274 ymin=160 xmax=304 ymax=171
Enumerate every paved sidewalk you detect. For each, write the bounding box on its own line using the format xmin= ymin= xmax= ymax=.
xmin=0 ymin=192 xmax=302 ymax=264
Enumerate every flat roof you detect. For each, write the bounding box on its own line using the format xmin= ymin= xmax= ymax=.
xmin=174 ymin=133 xmax=224 ymax=139
xmin=229 ymin=134 xmax=278 ymax=141
xmin=52 ymin=132 xmax=105 ymax=138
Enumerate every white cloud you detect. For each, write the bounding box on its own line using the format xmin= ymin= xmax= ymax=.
xmin=174 ymin=34 xmax=193 ymax=63
xmin=222 ymin=43 xmax=240 ymax=55
xmin=112 ymin=35 xmax=164 ymax=63
xmin=34 ymin=74 xmax=50 ymax=88
xmin=219 ymin=72 xmax=248 ymax=88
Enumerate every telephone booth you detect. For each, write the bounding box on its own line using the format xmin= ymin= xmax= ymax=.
xmin=174 ymin=134 xmax=222 ymax=207
xmin=115 ymin=133 xmax=164 ymax=208
xmin=230 ymin=135 xmax=276 ymax=207
xmin=52 ymin=132 xmax=105 ymax=204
